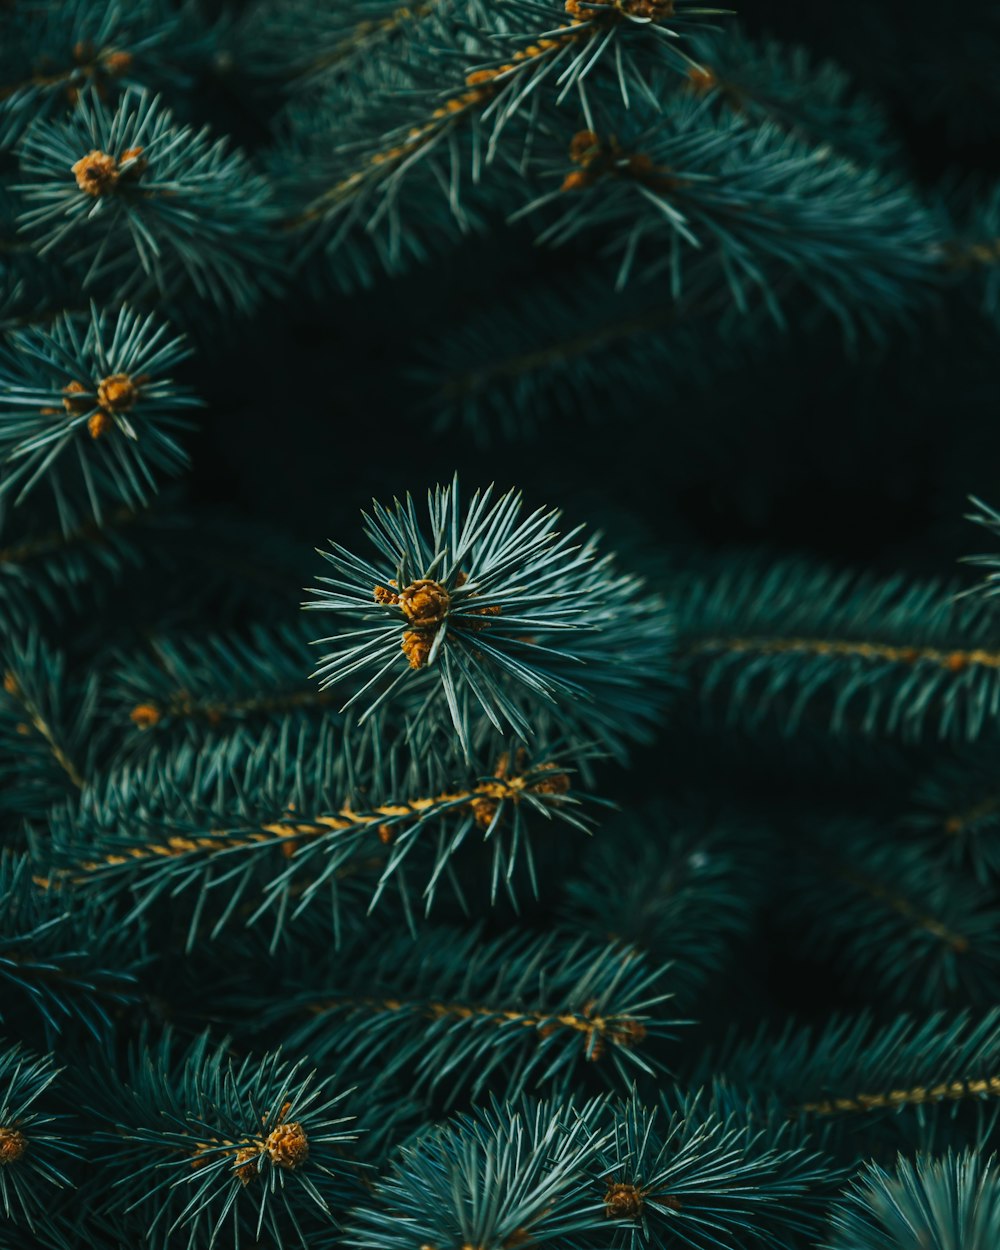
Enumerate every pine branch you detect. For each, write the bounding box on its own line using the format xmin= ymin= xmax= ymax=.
xmin=827 ymin=1151 xmax=1000 ymax=1250
xmin=0 ymin=303 xmax=199 ymax=531
xmin=16 ymin=88 xmax=278 ymax=311
xmin=672 ymin=557 xmax=1000 ymax=742
xmin=558 ymin=802 xmax=760 ymax=1002
xmin=257 ymin=924 xmax=678 ymax=1102
xmin=697 ymin=1008 xmax=1000 ymax=1154
xmin=0 ymin=0 xmax=212 ymax=150
xmin=106 ymin=618 xmax=340 ymax=777
xmin=901 ymin=746 xmax=1000 ymax=885
xmin=345 ymin=1095 xmax=610 ymax=1250
xmin=0 ymin=853 xmax=142 ymax=1040
xmin=0 ymin=1041 xmax=75 ymax=1231
xmin=593 ymin=1089 xmax=838 ymax=1250
xmin=53 ymin=720 xmax=601 ymax=945
xmin=305 ymin=476 xmax=674 ymax=753
xmin=515 ymin=88 xmax=937 ymax=327
xmin=777 ymin=818 xmax=1000 ymax=1007
xmin=85 ymin=1029 xmax=361 ymax=1250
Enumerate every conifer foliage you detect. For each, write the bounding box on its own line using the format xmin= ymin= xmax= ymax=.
xmin=2 ymin=2 xmax=1000 ymax=1249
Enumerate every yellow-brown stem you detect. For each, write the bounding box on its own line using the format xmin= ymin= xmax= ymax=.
xmin=82 ymin=763 xmax=570 ymax=869
xmin=802 ymin=1075 xmax=1000 ymax=1116
xmin=128 ymin=686 xmax=339 ymax=731
xmin=307 ymin=995 xmax=646 ymax=1060
xmin=686 ymin=636 xmax=1000 ymax=672
xmin=2 ymin=670 xmax=84 ymax=789
xmin=0 ymin=1126 xmax=26 ymax=1164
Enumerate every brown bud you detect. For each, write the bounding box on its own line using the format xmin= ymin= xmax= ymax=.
xmin=129 ymin=703 xmax=162 ymax=730
xmin=604 ymin=1182 xmax=643 ymax=1220
xmin=62 ymin=380 xmax=91 ymax=414
xmin=402 ymin=630 xmax=433 ymax=669
xmin=399 ymin=578 xmax=451 ymax=626
xmin=234 ymin=1146 xmax=260 ymax=1186
xmin=103 ymin=50 xmax=134 ymax=76
xmin=97 ymin=372 xmax=138 ymax=413
xmin=0 ymin=1127 xmax=27 ymax=1165
xmin=72 ymin=149 xmax=119 ymax=196
xmin=87 ymin=410 xmax=114 ymax=439
xmin=266 ymin=1121 xmax=309 ymax=1170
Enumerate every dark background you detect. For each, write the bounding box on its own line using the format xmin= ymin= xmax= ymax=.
xmin=186 ymin=0 xmax=1000 ymax=588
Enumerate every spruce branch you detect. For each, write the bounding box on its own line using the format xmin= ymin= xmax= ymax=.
xmin=108 ymin=619 xmax=340 ymax=778
xmin=697 ymin=1008 xmax=1000 ymax=1153
xmin=86 ymin=1030 xmax=360 ymax=1250
xmin=16 ymin=88 xmax=278 ymax=310
xmin=0 ymin=1042 xmax=75 ymax=1231
xmin=902 ymin=747 xmax=1000 ymax=885
xmin=778 ymin=819 xmax=1000 ymax=1008
xmin=260 ymin=924 xmax=678 ymax=1103
xmin=345 ymin=1095 xmax=611 ymax=1250
xmin=594 ymin=1090 xmax=837 ymax=1250
xmin=0 ymin=632 xmax=95 ymax=816
xmin=827 ymin=1151 xmax=1000 ymax=1250
xmin=0 ymin=0 xmax=211 ymax=150
xmin=305 ymin=477 xmax=673 ymax=751
xmin=0 ymin=303 xmax=199 ymax=531
xmin=232 ymin=0 xmax=481 ymax=96
xmin=559 ymin=803 xmax=760 ymax=1001
xmin=516 ymin=89 xmax=938 ymax=326
xmin=54 ymin=720 xmax=601 ymax=945
xmin=682 ymin=25 xmax=902 ymax=167
xmin=0 ymin=853 xmax=142 ymax=1039
xmin=672 ymin=558 xmax=1000 ymax=742
xmin=274 ymin=0 xmax=728 ymax=285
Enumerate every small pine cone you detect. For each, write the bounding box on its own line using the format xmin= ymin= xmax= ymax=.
xmin=87 ymin=410 xmax=114 ymax=439
xmin=72 ymin=150 xmax=120 ymax=196
xmin=129 ymin=703 xmax=162 ymax=729
xmin=97 ymin=372 xmax=138 ymax=412
xmin=607 ymin=1017 xmax=647 ymax=1049
xmin=687 ymin=64 xmax=718 ymax=93
xmin=373 ymin=584 xmax=400 ymax=605
xmin=265 ymin=1121 xmax=309 ymax=1170
xmin=62 ymin=380 xmax=92 ymax=414
xmin=399 ymin=578 xmax=451 ymax=625
xmin=103 ymin=50 xmax=134 ymax=75
xmin=569 ymin=130 xmax=601 ymax=165
xmin=604 ymin=1182 xmax=644 ymax=1220
xmin=234 ymin=1146 xmax=260 ymax=1186
xmin=0 ymin=1127 xmax=27 ymax=1165
xmin=402 ymin=630 xmax=432 ymax=669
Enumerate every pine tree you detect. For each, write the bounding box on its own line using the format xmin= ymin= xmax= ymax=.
xmin=2 ymin=2 xmax=1000 ymax=1248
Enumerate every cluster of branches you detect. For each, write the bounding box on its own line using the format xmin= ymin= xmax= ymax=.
xmin=4 ymin=4 xmax=1000 ymax=1250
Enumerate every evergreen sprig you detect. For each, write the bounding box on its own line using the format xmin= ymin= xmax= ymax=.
xmin=0 ymin=0 xmax=210 ymax=150
xmin=261 ymin=924 xmax=679 ymax=1102
xmin=16 ymin=89 xmax=277 ymax=310
xmin=827 ymin=1151 xmax=1000 ymax=1250
xmin=345 ymin=1096 xmax=609 ymax=1250
xmin=673 ymin=558 xmax=1000 ymax=742
xmin=0 ymin=303 xmax=198 ymax=530
xmin=0 ymin=853 xmax=142 ymax=1039
xmin=305 ymin=477 xmax=673 ymax=750
xmin=517 ymin=89 xmax=937 ymax=327
xmin=55 ymin=716 xmax=601 ymax=943
xmin=86 ymin=1030 xmax=360 ymax=1250
xmin=595 ymin=1091 xmax=837 ymax=1250
xmin=0 ymin=1042 xmax=75 ymax=1231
